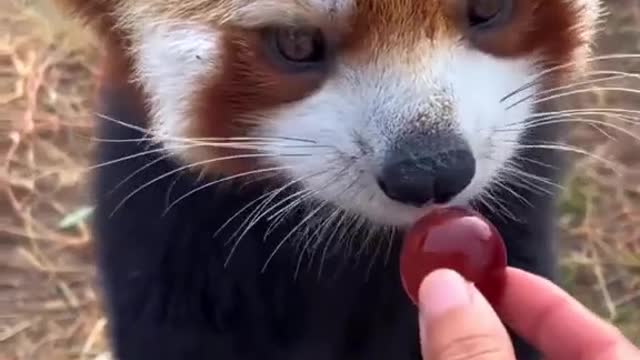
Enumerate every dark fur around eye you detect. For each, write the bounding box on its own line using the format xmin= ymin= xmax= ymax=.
xmin=467 ymin=0 xmax=513 ymax=29
xmin=262 ymin=26 xmax=331 ymax=73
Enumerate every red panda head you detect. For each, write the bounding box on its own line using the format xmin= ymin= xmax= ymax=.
xmin=59 ymin=0 xmax=603 ymax=227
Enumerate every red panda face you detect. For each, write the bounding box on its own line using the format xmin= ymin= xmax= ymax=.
xmin=62 ymin=0 xmax=602 ymax=227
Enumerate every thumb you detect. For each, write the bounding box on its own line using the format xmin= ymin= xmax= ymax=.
xmin=418 ymin=269 xmax=516 ymax=360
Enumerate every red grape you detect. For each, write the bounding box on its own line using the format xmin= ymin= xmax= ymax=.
xmin=400 ymin=206 xmax=507 ymax=306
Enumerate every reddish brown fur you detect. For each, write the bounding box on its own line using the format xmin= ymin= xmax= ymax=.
xmin=467 ymin=0 xmax=585 ymax=65
xmin=346 ymin=0 xmax=455 ymax=53
xmin=54 ymin=0 xmax=597 ymax=174
xmin=94 ymin=42 xmax=150 ymax=129
xmin=187 ymin=28 xmax=331 ymax=173
xmin=342 ymin=0 xmax=587 ymax=67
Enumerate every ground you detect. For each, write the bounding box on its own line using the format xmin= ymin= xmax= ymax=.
xmin=0 ymin=0 xmax=639 ymax=359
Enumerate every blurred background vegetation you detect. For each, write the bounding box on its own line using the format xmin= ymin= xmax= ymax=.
xmin=1 ymin=0 xmax=639 ymax=359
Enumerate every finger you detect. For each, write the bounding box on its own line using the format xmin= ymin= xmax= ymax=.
xmin=418 ymin=269 xmax=516 ymax=360
xmin=497 ymin=267 xmax=640 ymax=360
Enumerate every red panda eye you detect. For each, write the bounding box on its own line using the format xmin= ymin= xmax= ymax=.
xmin=273 ymin=27 xmax=327 ymax=64
xmin=467 ymin=0 xmax=510 ymax=27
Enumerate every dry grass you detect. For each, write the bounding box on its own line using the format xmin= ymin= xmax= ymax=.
xmin=0 ymin=1 xmax=106 ymax=359
xmin=0 ymin=0 xmax=639 ymax=359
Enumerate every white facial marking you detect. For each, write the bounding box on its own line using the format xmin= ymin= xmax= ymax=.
xmin=131 ymin=23 xmax=220 ymax=147
xmin=438 ymin=48 xmax=535 ymax=208
xmin=258 ymin=44 xmax=537 ymax=227
xmin=306 ymin=0 xmax=354 ymax=14
xmin=221 ymin=0 xmax=354 ymax=27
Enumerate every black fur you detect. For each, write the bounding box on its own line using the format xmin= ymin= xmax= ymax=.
xmin=93 ymin=82 xmax=564 ymax=360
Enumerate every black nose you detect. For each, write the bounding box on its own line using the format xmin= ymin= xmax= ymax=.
xmin=377 ymin=134 xmax=476 ymax=207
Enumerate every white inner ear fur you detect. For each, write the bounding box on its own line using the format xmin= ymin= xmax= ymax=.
xmin=130 ymin=23 xmax=221 ymax=147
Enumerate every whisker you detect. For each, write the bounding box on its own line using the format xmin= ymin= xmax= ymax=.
xmin=491 ymin=178 xmax=534 ymax=208
xmin=505 ymin=141 xmax=619 ymax=171
xmin=236 ymin=172 xmax=281 ymax=190
xmin=498 ymin=112 xmax=640 ymax=142
xmin=318 ymin=210 xmax=352 ymax=267
xmin=254 ymin=189 xmax=317 ymax=241
xmin=505 ymin=71 xmax=640 ymax=110
xmin=95 ymin=112 xmax=319 ymax=145
xmin=315 ymin=179 xmax=363 ymax=277
xmin=111 ymin=152 xmax=175 ymax=195
xmin=165 ymin=164 xmax=297 ymax=214
xmin=529 ymin=108 xmax=640 ymax=119
xmin=509 ymin=117 xmax=640 ymax=145
xmin=473 ymin=194 xmax=497 ymax=219
xmin=365 ymin=224 xmax=389 ymax=280
xmin=109 ymin=153 xmax=290 ymax=217
xmin=309 ymin=208 xmax=340 ymax=279
xmin=474 ymin=191 xmax=505 ymax=221
xmin=164 ymin=171 xmax=189 ymax=210
xmin=501 ymin=174 xmax=555 ymax=197
xmin=217 ymin=172 xmax=319 ymax=243
xmin=529 ymin=114 xmax=640 ymax=129
xmin=92 ymin=136 xmax=333 ymax=154
xmin=499 ymin=109 xmax=640 ymax=130
xmin=96 ymin=112 xmax=162 ymax=138
xmin=86 ymin=144 xmax=196 ymax=171
xmin=317 ymin=212 xmax=359 ymax=278
xmin=487 ymin=153 xmax=561 ymax=197
xmin=235 ymin=166 xmax=349 ymax=250
xmin=354 ymin=216 xmax=378 ymax=258
xmin=222 ymin=188 xmax=313 ymax=268
xmin=500 ymin=77 xmax=543 ymax=105
xmin=294 ymin=207 xmax=344 ymax=279
xmin=532 ymin=86 xmax=640 ymax=107
xmin=499 ymin=165 xmax=560 ymax=195
xmin=501 ymin=53 xmax=640 ymax=103
xmin=261 ymin=202 xmax=330 ymax=273
xmin=226 ymin=184 xmax=315 ymax=254
xmin=509 ymin=153 xmax=559 ymax=170
xmin=481 ymin=187 xmax=520 ymax=223
xmin=213 ymin=186 xmax=288 ymax=241
xmin=89 ymin=136 xmax=316 ymax=144
xmin=265 ymin=188 xmax=321 ymax=224
xmin=383 ymin=226 xmax=397 ymax=265
xmin=505 ymin=162 xmax=561 ymax=188
xmin=261 ymin=180 xmax=339 ymax=242
xmin=264 ymin=165 xmax=351 ymax=224
xmin=262 ymin=193 xmax=314 ymax=241
xmin=89 ymin=136 xmax=155 ymax=144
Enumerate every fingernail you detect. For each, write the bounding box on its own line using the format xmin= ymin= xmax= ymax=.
xmin=419 ymin=269 xmax=472 ymax=319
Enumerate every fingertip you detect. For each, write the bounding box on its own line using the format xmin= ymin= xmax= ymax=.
xmin=418 ymin=269 xmax=517 ymax=359
xmin=418 ymin=269 xmax=472 ymax=320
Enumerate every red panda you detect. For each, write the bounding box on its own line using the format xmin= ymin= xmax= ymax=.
xmin=55 ymin=0 xmax=603 ymax=359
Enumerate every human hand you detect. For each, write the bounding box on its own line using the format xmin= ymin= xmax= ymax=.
xmin=417 ymin=267 xmax=640 ymax=360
